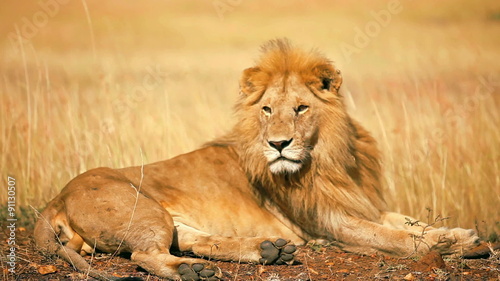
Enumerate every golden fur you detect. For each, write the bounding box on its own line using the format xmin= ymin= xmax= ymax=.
xmin=213 ymin=39 xmax=385 ymax=237
xmin=34 ymin=39 xmax=479 ymax=280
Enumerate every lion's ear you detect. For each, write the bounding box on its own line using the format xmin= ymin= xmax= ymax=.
xmin=316 ymin=64 xmax=342 ymax=94
xmin=240 ymin=67 xmax=262 ymax=95
xmin=239 ymin=67 xmax=269 ymax=105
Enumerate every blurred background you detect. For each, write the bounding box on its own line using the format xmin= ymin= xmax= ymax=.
xmin=1 ymin=0 xmax=499 ymax=240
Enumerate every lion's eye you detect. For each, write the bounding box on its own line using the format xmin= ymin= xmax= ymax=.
xmin=296 ymin=105 xmax=309 ymax=115
xmin=262 ymin=106 xmax=272 ymax=116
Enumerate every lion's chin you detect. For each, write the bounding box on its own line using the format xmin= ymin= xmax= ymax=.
xmin=269 ymin=159 xmax=302 ymax=174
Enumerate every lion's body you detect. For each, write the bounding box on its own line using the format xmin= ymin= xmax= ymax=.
xmin=34 ymin=39 xmax=479 ymax=280
xmin=119 ymin=146 xmax=303 ymax=241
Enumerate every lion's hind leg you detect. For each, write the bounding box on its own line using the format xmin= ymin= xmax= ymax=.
xmin=118 ymin=210 xmax=221 ymax=280
xmin=131 ymin=251 xmax=220 ymax=281
xmin=174 ymin=223 xmax=297 ymax=265
xmin=51 ymin=168 xmax=221 ymax=280
xmin=110 ymin=189 xmax=220 ymax=280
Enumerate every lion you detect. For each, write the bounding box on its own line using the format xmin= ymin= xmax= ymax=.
xmin=34 ymin=39 xmax=480 ymax=280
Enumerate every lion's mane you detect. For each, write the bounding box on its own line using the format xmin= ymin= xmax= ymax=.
xmin=210 ymin=39 xmax=386 ymax=239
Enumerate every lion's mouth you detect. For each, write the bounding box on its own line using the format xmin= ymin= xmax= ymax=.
xmin=269 ymin=157 xmax=303 ymax=174
xmin=274 ymin=156 xmax=302 ymax=164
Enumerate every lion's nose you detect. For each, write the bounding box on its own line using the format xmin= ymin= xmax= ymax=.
xmin=268 ymin=138 xmax=293 ymax=153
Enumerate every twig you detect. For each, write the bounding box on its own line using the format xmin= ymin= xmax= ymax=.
xmin=404 ymin=208 xmax=450 ymax=258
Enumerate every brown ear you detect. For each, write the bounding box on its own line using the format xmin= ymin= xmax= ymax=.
xmin=239 ymin=67 xmax=262 ymax=95
xmin=316 ymin=64 xmax=342 ymax=93
xmin=239 ymin=67 xmax=271 ymax=106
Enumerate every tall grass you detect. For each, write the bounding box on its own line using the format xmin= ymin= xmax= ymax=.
xmin=1 ymin=0 xmax=498 ymax=238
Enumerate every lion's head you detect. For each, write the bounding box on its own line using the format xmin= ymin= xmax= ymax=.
xmin=230 ymin=39 xmax=354 ymax=179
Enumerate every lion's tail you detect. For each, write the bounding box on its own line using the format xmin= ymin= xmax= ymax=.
xmin=34 ymin=205 xmax=120 ymax=281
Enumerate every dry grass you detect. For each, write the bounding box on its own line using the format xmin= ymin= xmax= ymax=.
xmin=1 ymin=0 xmax=499 ymax=238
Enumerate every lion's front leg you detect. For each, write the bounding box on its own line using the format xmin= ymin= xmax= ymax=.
xmin=334 ymin=215 xmax=479 ymax=257
xmin=380 ymin=211 xmax=480 ymax=256
xmin=174 ymin=223 xmax=297 ymax=264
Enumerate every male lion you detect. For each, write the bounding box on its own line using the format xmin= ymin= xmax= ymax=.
xmin=35 ymin=39 xmax=479 ymax=280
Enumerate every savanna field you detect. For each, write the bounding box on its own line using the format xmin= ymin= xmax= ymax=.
xmin=1 ymin=0 xmax=499 ymax=280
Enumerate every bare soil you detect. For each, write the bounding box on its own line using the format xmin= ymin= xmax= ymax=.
xmin=2 ymin=228 xmax=499 ymax=281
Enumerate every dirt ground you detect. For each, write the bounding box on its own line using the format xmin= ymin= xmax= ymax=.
xmin=1 ymin=228 xmax=499 ymax=281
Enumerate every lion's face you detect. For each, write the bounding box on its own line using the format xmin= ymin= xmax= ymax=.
xmin=257 ymin=75 xmax=322 ymax=174
xmin=236 ymin=40 xmax=343 ymax=175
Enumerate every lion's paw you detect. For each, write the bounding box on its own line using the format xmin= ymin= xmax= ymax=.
xmin=259 ymin=238 xmax=297 ymax=265
xmin=425 ymin=228 xmax=480 ymax=255
xmin=178 ymin=263 xmax=220 ymax=281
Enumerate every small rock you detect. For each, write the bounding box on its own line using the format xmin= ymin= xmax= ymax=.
xmin=463 ymin=242 xmax=500 ymax=259
xmin=414 ymin=251 xmax=446 ymax=272
xmin=336 ymin=269 xmax=349 ymax=273
xmin=403 ymin=272 xmax=415 ymax=280
xmin=37 ymin=265 xmax=57 ymax=275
